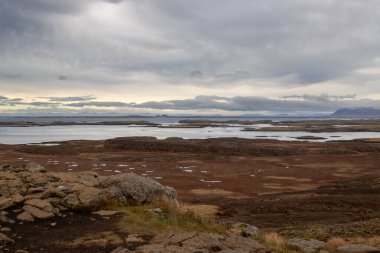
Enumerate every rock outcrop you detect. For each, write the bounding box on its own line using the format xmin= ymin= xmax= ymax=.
xmin=98 ymin=173 xmax=177 ymax=205
xmin=0 ymin=163 xmax=177 ymax=221
xmin=287 ymin=238 xmax=326 ymax=253
xmin=112 ymin=232 xmax=268 ymax=253
xmin=337 ymin=244 xmax=380 ymax=253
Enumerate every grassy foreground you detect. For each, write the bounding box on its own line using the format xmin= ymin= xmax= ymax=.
xmin=112 ymin=198 xmax=226 ymax=235
xmin=104 ymin=198 xmax=380 ymax=253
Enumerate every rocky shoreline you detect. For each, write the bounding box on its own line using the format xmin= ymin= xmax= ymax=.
xmin=2 ymin=119 xmax=380 ymax=133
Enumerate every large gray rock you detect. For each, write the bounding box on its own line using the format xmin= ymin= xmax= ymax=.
xmin=287 ymin=238 xmax=326 ymax=253
xmin=230 ymin=222 xmax=260 ymax=237
xmin=97 ymin=173 xmax=177 ymax=205
xmin=337 ymin=244 xmax=380 ymax=253
xmin=136 ymin=232 xmax=267 ymax=253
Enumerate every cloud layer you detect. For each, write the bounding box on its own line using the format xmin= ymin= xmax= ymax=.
xmin=1 ymin=94 xmax=379 ymax=116
xmin=0 ymin=0 xmax=380 ymax=114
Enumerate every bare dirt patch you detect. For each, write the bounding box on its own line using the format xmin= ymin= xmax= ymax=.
xmin=190 ymin=188 xmax=236 ymax=197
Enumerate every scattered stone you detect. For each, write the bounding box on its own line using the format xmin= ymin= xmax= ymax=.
xmin=0 ymin=232 xmax=14 ymax=247
xmin=62 ymin=194 xmax=80 ymax=209
xmin=17 ymin=211 xmax=35 ymax=222
xmin=150 ymin=208 xmax=163 ymax=214
xmin=0 ymin=212 xmax=14 ymax=223
xmin=11 ymin=194 xmax=24 ymax=204
xmin=111 ymin=247 xmax=130 ymax=253
xmin=0 ymin=197 xmax=13 ymax=211
xmin=23 ymin=205 xmax=54 ymax=220
xmin=287 ymin=238 xmax=326 ymax=253
xmin=230 ymin=222 xmax=260 ymax=237
xmin=77 ymin=187 xmax=102 ymax=209
xmin=0 ymin=227 xmax=11 ymax=232
xmin=15 ymin=250 xmax=29 ymax=253
xmin=50 ymin=222 xmax=57 ymax=227
xmin=25 ymin=199 xmax=55 ymax=213
xmin=137 ymin=232 xmax=267 ymax=253
xmin=126 ymin=234 xmax=144 ymax=243
xmin=337 ymin=244 xmax=380 ymax=253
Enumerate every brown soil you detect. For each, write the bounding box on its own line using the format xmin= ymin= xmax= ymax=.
xmin=4 ymin=211 xmax=150 ymax=253
xmin=1 ymin=137 xmax=380 ymax=251
xmin=2 ymin=138 xmax=379 ymax=200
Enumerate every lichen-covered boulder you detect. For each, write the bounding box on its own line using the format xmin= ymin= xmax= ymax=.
xmin=97 ymin=173 xmax=177 ymax=205
xmin=0 ymin=163 xmax=177 ymax=213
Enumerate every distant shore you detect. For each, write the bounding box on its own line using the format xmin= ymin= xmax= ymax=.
xmin=2 ymin=119 xmax=380 ymax=133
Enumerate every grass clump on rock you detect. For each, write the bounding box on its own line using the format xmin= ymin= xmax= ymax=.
xmin=113 ymin=197 xmax=226 ymax=236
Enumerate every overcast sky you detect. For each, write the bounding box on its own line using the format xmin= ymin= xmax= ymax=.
xmin=1 ymin=0 xmax=380 ymax=115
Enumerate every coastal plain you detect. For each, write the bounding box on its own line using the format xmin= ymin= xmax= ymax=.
xmin=1 ymin=135 xmax=380 ymax=232
xmin=1 ymin=119 xmax=380 ymax=252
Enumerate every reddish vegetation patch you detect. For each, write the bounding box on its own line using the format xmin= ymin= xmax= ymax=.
xmin=1 ymin=138 xmax=380 ymax=201
xmin=1 ymin=137 xmax=380 ymax=247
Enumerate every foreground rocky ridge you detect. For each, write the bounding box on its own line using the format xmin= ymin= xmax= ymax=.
xmin=0 ymin=163 xmax=272 ymax=253
xmin=1 ymin=163 xmax=380 ymax=253
xmin=0 ymin=162 xmax=177 ymax=216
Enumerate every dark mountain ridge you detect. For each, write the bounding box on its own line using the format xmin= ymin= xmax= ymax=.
xmin=331 ymin=107 xmax=380 ymax=118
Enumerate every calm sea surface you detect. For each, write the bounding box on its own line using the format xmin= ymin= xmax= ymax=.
xmin=0 ymin=116 xmax=379 ymax=144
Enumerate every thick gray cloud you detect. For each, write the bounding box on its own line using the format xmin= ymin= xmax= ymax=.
xmin=1 ymin=1 xmax=380 ymax=82
xmin=0 ymin=0 xmax=380 ymax=115
xmin=280 ymin=94 xmax=357 ymax=102
xmin=0 ymin=94 xmax=379 ymax=115
xmin=131 ymin=95 xmax=380 ymax=113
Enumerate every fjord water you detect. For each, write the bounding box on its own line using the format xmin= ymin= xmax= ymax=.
xmin=1 ymin=124 xmax=380 ymax=145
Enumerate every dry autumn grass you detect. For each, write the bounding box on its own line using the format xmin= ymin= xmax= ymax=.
xmin=259 ymin=232 xmax=302 ymax=253
xmin=102 ymin=198 xmax=380 ymax=253
xmin=325 ymin=236 xmax=380 ymax=252
xmin=113 ymin=197 xmax=227 ymax=236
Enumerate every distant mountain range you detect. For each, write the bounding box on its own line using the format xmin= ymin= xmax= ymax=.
xmin=330 ymin=107 xmax=380 ymax=118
